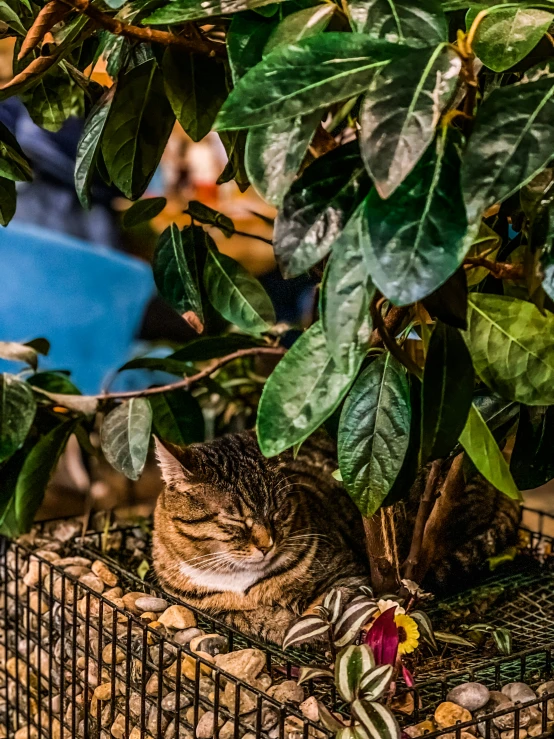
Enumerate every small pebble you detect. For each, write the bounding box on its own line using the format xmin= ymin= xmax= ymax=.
xmin=267 ymin=680 xmax=304 ymax=704
xmin=94 ymin=682 xmax=116 ymax=701
xmin=102 ymin=644 xmax=125 ymax=664
xmin=190 ymin=634 xmax=228 ymax=657
xmin=448 ymin=682 xmax=491 ymax=712
xmin=57 ymin=556 xmax=92 ymax=568
xmin=161 ymin=691 xmax=193 ymax=712
xmin=158 ymin=604 xmax=197 ymax=630
xmin=104 ymin=587 xmax=123 ymax=602
xmin=300 ymin=696 xmax=319 ymax=722
xmin=91 ymin=560 xmax=119 ymax=587
xmin=500 ymin=731 xmax=527 ymax=739
xmin=173 ymin=627 xmax=203 ymax=646
xmin=140 ymin=611 xmax=158 ymax=623
xmin=537 ymin=681 xmax=554 ymax=720
xmin=404 ymin=721 xmax=437 ymax=739
xmin=134 ymin=596 xmax=168 ymax=613
xmin=79 ymin=573 xmax=105 ymax=594
xmin=502 ymin=683 xmax=537 ymax=705
xmin=122 ymin=592 xmax=148 ymax=614
xmin=435 ymin=701 xmax=472 ymax=729
xmin=213 ymin=648 xmax=266 ymax=683
xmin=196 ymin=711 xmax=224 ymax=739
xmin=64 ymin=565 xmax=91 ymax=578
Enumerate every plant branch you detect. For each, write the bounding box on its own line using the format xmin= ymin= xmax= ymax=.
xmin=58 ymin=0 xmax=226 ymax=57
xmin=92 ymin=346 xmax=285 ymax=401
xmin=464 ymin=256 xmax=524 ymax=280
xmin=370 ymin=298 xmax=422 ymax=379
xmin=402 ymin=460 xmax=442 ymax=583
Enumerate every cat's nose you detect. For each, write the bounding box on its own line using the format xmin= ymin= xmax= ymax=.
xmin=251 ymin=524 xmax=274 ymax=555
xmin=256 ymin=537 xmax=274 ymax=556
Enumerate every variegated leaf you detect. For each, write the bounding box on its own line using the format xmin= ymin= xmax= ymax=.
xmin=335 ymin=644 xmax=376 ymax=703
xmin=323 ymin=589 xmax=343 ymax=624
xmin=410 ymin=611 xmax=437 ymax=650
xmin=334 ymin=598 xmax=379 ymax=648
xmin=359 ymin=664 xmax=394 ymax=701
xmin=297 ymin=667 xmax=334 ymax=686
xmin=434 ymin=631 xmax=475 ymax=648
xmin=283 ymin=615 xmax=330 ymax=650
xmin=318 ymin=702 xmax=346 ymax=732
xmin=359 ymin=585 xmax=374 ymax=598
xmin=493 ymin=627 xmax=512 ymax=656
xmin=352 ymin=699 xmax=401 ymax=739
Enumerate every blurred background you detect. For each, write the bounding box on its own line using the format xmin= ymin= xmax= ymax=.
xmin=0 ymin=37 xmax=550 ymax=534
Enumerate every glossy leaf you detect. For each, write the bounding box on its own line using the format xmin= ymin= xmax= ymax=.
xmin=338 ymin=353 xmax=411 ymax=517
xmin=227 ymin=12 xmax=277 ymax=83
xmin=323 ymin=589 xmax=343 ymax=624
xmin=492 ymin=627 xmax=512 ymax=656
xmin=0 ymin=121 xmax=32 ymax=182
xmin=465 ymin=293 xmax=554 ymax=405
xmin=0 ymin=374 xmax=36 ymax=464
xmin=14 ymin=419 xmax=76 ymax=533
xmin=145 ymin=0 xmax=279 ymax=23
xmin=21 ymin=67 xmax=78 ymax=133
xmin=75 ymin=86 xmax=114 ymax=209
xmin=203 ymin=247 xmax=275 ymax=335
xmin=122 ymin=197 xmax=166 ymax=228
xmin=100 ymin=398 xmax=153 ymax=480
xmin=185 ymin=201 xmax=235 ymax=237
xmin=359 ymin=44 xmax=460 ymax=198
xmin=351 ymin=699 xmax=400 ymax=739
xmin=163 ymin=49 xmax=227 ymax=142
xmin=0 ymin=177 xmax=16 ymax=226
xmin=153 ymin=224 xmax=204 ymax=332
xmin=320 ymin=205 xmax=374 ymax=370
xmin=245 ymin=110 xmax=320 ymax=206
xmin=335 ymin=644 xmax=376 ymax=703
xmin=511 ymin=406 xmax=554 ymax=489
xmin=423 ymin=268 xmax=468 ymax=330
xmin=434 ymin=631 xmax=475 ymax=647
xmin=27 ymin=372 xmax=81 ymax=395
xmin=358 ymin=665 xmax=394 ymax=701
xmin=334 ymin=598 xmax=379 ymax=648
xmin=257 ymin=321 xmax=363 ymax=457
xmin=458 ymin=404 xmax=520 ymax=500
xmin=468 ymin=6 xmax=553 ymax=73
xmin=362 ymin=132 xmax=468 ymax=305
xmin=274 ymin=141 xmax=370 ymax=278
xmin=263 ymin=5 xmax=335 ymax=55
xmin=282 ymin=615 xmax=330 ymax=649
xmin=102 ymin=59 xmax=174 ymax=200
xmin=149 ymin=389 xmax=205 ymax=446
xmin=462 ymin=65 xmax=554 ymax=223
xmin=215 ymin=35 xmax=404 ymax=130
xmin=420 ymin=321 xmax=474 ymax=462
xmin=297 ymin=667 xmax=334 ymax=686
xmin=217 ymin=130 xmax=250 ymax=192
xmin=410 ymin=610 xmax=437 ymax=650
xmin=348 ymin=0 xmax=446 ymax=46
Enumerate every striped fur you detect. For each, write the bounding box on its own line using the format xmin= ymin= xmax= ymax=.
xmin=153 ymin=431 xmax=520 ymax=645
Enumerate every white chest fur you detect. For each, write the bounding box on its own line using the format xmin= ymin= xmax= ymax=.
xmin=179 ymin=562 xmax=263 ymax=593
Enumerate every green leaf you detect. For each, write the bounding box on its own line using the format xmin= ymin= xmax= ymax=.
xmin=257 ymin=321 xmax=363 ymax=457
xmin=282 ymin=615 xmax=330 ymax=649
xmin=227 ymin=11 xmax=278 ymax=83
xmin=351 ymin=699 xmax=400 ymax=739
xmin=149 ymin=389 xmax=205 ymax=446
xmin=27 ymin=372 xmax=81 ymax=395
xmin=0 ymin=177 xmax=16 ymax=226
xmin=274 ymin=141 xmax=370 ymax=278
xmin=0 ymin=341 xmax=39 ymax=369
xmin=458 ymin=404 xmax=520 ymax=500
xmin=0 ymin=374 xmax=36 ymax=464
xmin=358 ymin=665 xmax=394 ymax=702
xmin=511 ymin=405 xmax=554 ymax=489
xmin=420 ymin=321 xmax=474 ymax=463
xmin=170 ymin=334 xmax=263 ymax=362
xmin=0 ymin=121 xmax=32 ymax=182
xmin=410 ymin=610 xmax=437 ymax=650
xmin=338 ymin=353 xmax=411 ymax=517
xmin=492 ymin=627 xmax=512 ymax=656
xmin=21 ymin=67 xmax=79 ymax=133
xmin=102 ymin=59 xmax=175 ymax=200
xmin=467 ymin=6 xmax=553 ymax=73
xmin=434 ymin=630 xmax=476 ymax=647
xmin=462 ymin=65 xmax=554 ymax=223
xmin=465 ymin=293 xmax=554 ymax=405
xmin=320 ymin=205 xmax=374 ymax=370
xmin=0 ymin=0 xmax=27 ymax=34
xmin=263 ymin=5 xmax=335 ymax=55
xmin=361 ymin=132 xmax=468 ymax=305
xmin=162 ymin=49 xmax=227 ymax=142
xmin=245 ymin=110 xmax=320 ymax=206
xmin=348 ymin=0 xmax=446 ymax=45
xmin=334 ymin=599 xmax=379 ymax=648
xmin=217 ymin=130 xmax=250 ymax=191
xmin=122 ymin=197 xmax=166 ymax=228
xmin=100 ymin=398 xmax=153 ymax=480
xmin=215 ymin=34 xmax=405 ymax=130
xmin=145 ymin=0 xmax=279 ymax=23
xmin=14 ymin=419 xmax=76 ymax=533
xmin=75 ymin=86 xmax=114 ymax=209
xmin=203 ymin=247 xmax=275 ymax=334
xmin=185 ymin=201 xmax=235 ymax=237
xmin=359 ymin=44 xmax=460 ymax=198
xmin=153 ymin=224 xmax=205 ymax=332
xmin=335 ymin=644 xmax=376 ymax=703
xmin=297 ymin=667 xmax=334 ymax=686
xmin=423 ymin=268 xmax=468 ymax=330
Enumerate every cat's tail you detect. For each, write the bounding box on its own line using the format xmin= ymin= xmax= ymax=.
xmin=427 ymin=480 xmax=522 ymax=590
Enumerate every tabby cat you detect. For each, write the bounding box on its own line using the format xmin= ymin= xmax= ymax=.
xmin=153 ymin=431 xmax=520 ymax=645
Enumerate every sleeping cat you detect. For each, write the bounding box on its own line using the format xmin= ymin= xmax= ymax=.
xmin=152 ymin=431 xmax=520 ymax=645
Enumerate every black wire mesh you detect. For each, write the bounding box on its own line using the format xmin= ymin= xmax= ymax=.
xmin=0 ymin=507 xmax=553 ymax=738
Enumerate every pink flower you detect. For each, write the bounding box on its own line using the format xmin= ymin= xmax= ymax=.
xmin=365 ymin=606 xmax=399 ymax=665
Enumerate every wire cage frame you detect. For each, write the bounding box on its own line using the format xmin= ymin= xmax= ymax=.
xmin=0 ymin=508 xmax=552 ymax=739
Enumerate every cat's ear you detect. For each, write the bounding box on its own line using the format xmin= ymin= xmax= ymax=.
xmin=154 ymin=436 xmax=197 ymax=489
